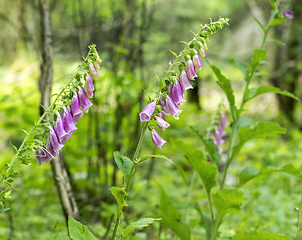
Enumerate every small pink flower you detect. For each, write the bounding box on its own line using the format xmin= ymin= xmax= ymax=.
xmin=151 ymin=129 xmax=166 ymax=149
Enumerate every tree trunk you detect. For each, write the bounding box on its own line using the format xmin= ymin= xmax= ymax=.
xmin=39 ymin=0 xmax=79 ymax=222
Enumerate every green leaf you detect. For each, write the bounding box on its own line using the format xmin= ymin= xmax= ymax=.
xmin=270 ymin=18 xmax=286 ymax=27
xmin=191 ymin=127 xmax=221 ymax=164
xmin=194 ymin=202 xmax=212 ymax=240
xmin=113 ymin=151 xmax=133 ymax=185
xmin=269 ymin=0 xmax=276 ymax=8
xmin=252 ymin=14 xmax=265 ymax=32
xmin=169 ymin=49 xmax=178 ymax=58
xmin=140 ymin=155 xmax=174 ymax=165
xmin=159 ymin=189 xmax=191 ymax=240
xmin=174 ymin=140 xmax=217 ymax=195
xmin=121 ymin=218 xmax=161 ymax=240
xmin=233 ymin=231 xmax=292 ymax=240
xmin=266 ymin=38 xmax=286 ymax=45
xmin=252 ymin=49 xmax=267 ymax=66
xmin=212 ymin=188 xmax=244 ymax=218
xmin=110 ymin=187 xmax=127 ymax=215
xmin=239 ymin=164 xmax=302 ymax=187
xmin=68 ymin=216 xmax=98 ymax=240
xmin=232 ymin=121 xmax=286 ymax=160
xmin=0 ymin=208 xmax=10 ymax=214
xmin=206 ymin=60 xmax=236 ymax=119
xmin=175 ymin=162 xmax=187 ymax=185
xmin=247 ymin=86 xmax=299 ymax=102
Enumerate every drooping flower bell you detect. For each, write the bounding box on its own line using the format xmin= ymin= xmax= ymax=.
xmin=95 ymin=53 xmax=102 ymax=63
xmin=78 ymin=86 xmax=93 ymax=113
xmin=36 ymin=144 xmax=48 ymax=166
xmin=193 ymin=53 xmax=202 ymax=70
xmin=54 ymin=111 xmax=68 ymax=143
xmin=71 ymin=91 xmax=83 ymax=122
xmin=199 ymin=47 xmax=205 ymax=58
xmin=90 ymin=62 xmax=99 ymax=78
xmin=170 ymin=80 xmax=185 ymax=107
xmin=62 ymin=106 xmax=77 ymax=142
xmin=186 ymin=59 xmax=197 ymax=80
xmin=139 ymin=101 xmax=156 ymax=122
xmin=85 ymin=74 xmax=94 ymax=98
xmin=166 ymin=95 xmax=182 ymax=120
xmin=283 ymin=10 xmax=293 ymax=19
xmin=151 ymin=129 xmax=166 ymax=149
xmin=160 ymin=95 xmax=170 ymax=116
xmin=179 ymin=70 xmax=193 ymax=92
xmin=45 ymin=138 xmax=58 ymax=160
xmin=156 ymin=112 xmax=170 ymax=131
xmin=49 ymin=125 xmax=64 ymax=153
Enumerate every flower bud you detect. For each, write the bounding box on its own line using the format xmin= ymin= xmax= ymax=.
xmin=155 ymin=113 xmax=170 ymax=131
xmin=151 ymin=129 xmax=166 ymax=149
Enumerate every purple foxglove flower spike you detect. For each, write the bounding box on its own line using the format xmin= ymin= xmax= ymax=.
xmin=90 ymin=62 xmax=99 ymax=78
xmin=71 ymin=91 xmax=83 ymax=122
xmin=283 ymin=10 xmax=293 ymax=19
xmin=186 ymin=59 xmax=197 ymax=80
xmin=166 ymin=95 xmax=182 ymax=120
xmin=86 ymin=74 xmax=95 ymax=91
xmin=220 ymin=114 xmax=229 ymax=127
xmin=49 ymin=125 xmax=64 ymax=153
xmin=193 ymin=54 xmax=202 ymax=70
xmin=55 ymin=111 xmax=69 ymax=143
xmin=179 ymin=70 xmax=193 ymax=92
xmin=171 ymin=80 xmax=185 ymax=107
xmin=151 ymin=129 xmax=166 ymax=149
xmin=139 ymin=101 xmax=156 ymax=122
xmin=36 ymin=144 xmax=48 ymax=166
xmin=160 ymin=95 xmax=170 ymax=115
xmin=78 ymin=86 xmax=93 ymax=113
xmin=61 ymin=106 xmax=77 ymax=143
xmin=156 ymin=114 xmax=170 ymax=131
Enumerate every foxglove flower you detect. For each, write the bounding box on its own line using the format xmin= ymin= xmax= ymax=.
xmin=160 ymin=95 xmax=170 ymax=115
xmin=45 ymin=139 xmax=58 ymax=160
xmin=156 ymin=112 xmax=170 ymax=131
xmin=94 ymin=61 xmax=100 ymax=70
xmin=171 ymin=80 xmax=185 ymax=107
xmin=55 ymin=111 xmax=68 ymax=143
xmin=90 ymin=62 xmax=99 ymax=78
xmin=210 ymin=114 xmax=228 ymax=155
xmin=71 ymin=91 xmax=83 ymax=122
xmin=86 ymin=74 xmax=95 ymax=91
xmin=151 ymin=129 xmax=166 ymax=149
xmin=36 ymin=144 xmax=48 ymax=166
xmin=203 ymin=42 xmax=208 ymax=50
xmin=179 ymin=70 xmax=193 ymax=91
xmin=220 ymin=114 xmax=229 ymax=127
xmin=193 ymin=54 xmax=202 ymax=70
xmin=62 ymin=106 xmax=77 ymax=143
xmin=186 ymin=59 xmax=197 ymax=80
xmin=199 ymin=47 xmax=205 ymax=57
xmin=49 ymin=125 xmax=64 ymax=153
xmin=283 ymin=10 xmax=293 ymax=19
xmin=140 ymin=101 xmax=156 ymax=122
xmin=96 ymin=53 xmax=102 ymax=63
xmin=78 ymin=86 xmax=93 ymax=113
xmin=166 ymin=95 xmax=182 ymax=120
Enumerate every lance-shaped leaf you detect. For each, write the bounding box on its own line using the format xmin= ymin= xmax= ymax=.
xmin=174 ymin=140 xmax=217 ymax=195
xmin=212 ymin=188 xmax=244 ymax=218
xmin=246 ymin=86 xmax=299 ymax=102
xmin=252 ymin=49 xmax=267 ymax=66
xmin=206 ymin=60 xmax=236 ymax=119
xmin=270 ymin=18 xmax=286 ymax=27
xmin=110 ymin=187 xmax=127 ymax=215
xmin=140 ymin=155 xmax=174 ymax=165
xmin=229 ymin=58 xmax=247 ymax=80
xmin=113 ymin=151 xmax=133 ymax=185
xmin=238 ymin=164 xmax=302 ymax=187
xmin=252 ymin=13 xmax=265 ymax=32
xmin=233 ymin=231 xmax=292 ymax=240
xmin=159 ymin=188 xmax=191 ymax=240
xmin=68 ymin=216 xmax=98 ymax=240
xmin=232 ymin=122 xmax=286 ymax=160
xmin=121 ymin=218 xmax=161 ymax=240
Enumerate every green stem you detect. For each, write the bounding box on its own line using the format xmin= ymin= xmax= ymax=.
xmin=1 ymin=47 xmax=94 ymax=183
xmin=210 ymin=214 xmax=222 ymax=240
xmin=296 ymin=191 xmax=302 ymax=240
xmin=182 ymin=171 xmax=197 ymax=223
xmin=111 ymin=124 xmax=148 ymax=240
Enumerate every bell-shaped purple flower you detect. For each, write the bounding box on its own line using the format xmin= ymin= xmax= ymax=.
xmin=139 ymin=101 xmax=156 ymax=122
xmin=86 ymin=74 xmax=95 ymax=91
xmin=186 ymin=59 xmax=197 ymax=80
xmin=166 ymin=95 xmax=182 ymax=120
xmin=61 ymin=106 xmax=77 ymax=143
xmin=36 ymin=144 xmax=48 ymax=166
xmin=55 ymin=111 xmax=69 ymax=143
xmin=179 ymin=70 xmax=193 ymax=92
xmin=160 ymin=95 xmax=170 ymax=115
xmin=45 ymin=139 xmax=58 ymax=161
xmin=49 ymin=125 xmax=64 ymax=153
xmin=90 ymin=62 xmax=99 ymax=78
xmin=151 ymin=129 xmax=166 ymax=149
xmin=171 ymin=80 xmax=185 ymax=107
xmin=220 ymin=114 xmax=229 ymax=127
xmin=156 ymin=112 xmax=170 ymax=131
xmin=71 ymin=91 xmax=83 ymax=122
xmin=193 ymin=54 xmax=202 ymax=70
xmin=78 ymin=86 xmax=93 ymax=113
xmin=283 ymin=10 xmax=293 ymax=19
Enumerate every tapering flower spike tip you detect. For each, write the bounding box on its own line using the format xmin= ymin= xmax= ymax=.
xmin=78 ymin=86 xmax=93 ymax=113
xmin=71 ymin=91 xmax=83 ymax=122
xmin=140 ymin=101 xmax=156 ymax=122
xmin=186 ymin=59 xmax=198 ymax=80
xmin=151 ymin=129 xmax=166 ymax=149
